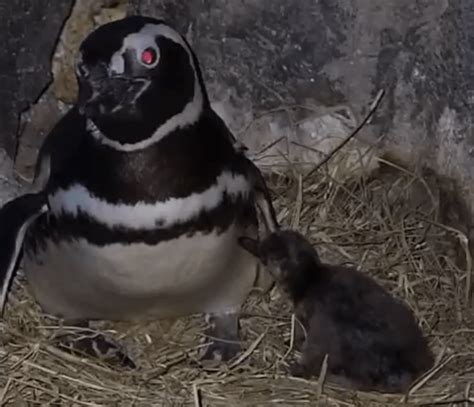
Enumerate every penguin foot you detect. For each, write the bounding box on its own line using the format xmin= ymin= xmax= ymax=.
xmin=201 ymin=311 xmax=242 ymax=362
xmin=54 ymin=330 xmax=136 ymax=369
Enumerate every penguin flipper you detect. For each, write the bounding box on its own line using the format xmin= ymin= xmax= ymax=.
xmin=240 ymin=154 xmax=279 ymax=233
xmin=34 ymin=107 xmax=86 ymax=191
xmin=0 ymin=192 xmax=48 ymax=315
xmin=209 ymin=108 xmax=279 ymax=232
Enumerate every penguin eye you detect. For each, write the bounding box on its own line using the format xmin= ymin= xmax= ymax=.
xmin=140 ymin=47 xmax=158 ymax=67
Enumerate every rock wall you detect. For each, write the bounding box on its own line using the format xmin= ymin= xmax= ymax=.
xmin=1 ymin=0 xmax=473 ymax=207
xmin=0 ymin=0 xmax=74 ymax=157
xmin=131 ymin=0 xmax=474 ymax=204
xmin=13 ymin=0 xmax=128 ymax=180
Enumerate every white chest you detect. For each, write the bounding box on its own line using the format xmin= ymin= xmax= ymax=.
xmin=24 ymin=167 xmax=259 ymax=320
xmin=24 ymin=223 xmax=259 ymax=321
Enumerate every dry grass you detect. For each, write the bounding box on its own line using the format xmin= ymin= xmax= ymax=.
xmin=1 ymin=157 xmax=474 ymax=406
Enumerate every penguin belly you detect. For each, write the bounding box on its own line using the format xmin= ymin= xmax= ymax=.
xmin=23 ymin=222 xmax=259 ymax=321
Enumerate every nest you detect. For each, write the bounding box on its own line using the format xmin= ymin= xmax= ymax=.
xmin=1 ymin=156 xmax=473 ymax=406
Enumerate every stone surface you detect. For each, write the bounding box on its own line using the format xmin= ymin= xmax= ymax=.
xmin=51 ymin=0 xmax=128 ymax=104
xmin=0 ymin=150 xmax=27 ymax=206
xmin=14 ymin=0 xmax=128 ymax=180
xmin=14 ymin=91 xmax=69 ymax=181
xmin=0 ymin=0 xmax=74 ymax=157
xmin=4 ymin=0 xmax=474 ymax=204
xmin=130 ymin=0 xmax=474 ymax=203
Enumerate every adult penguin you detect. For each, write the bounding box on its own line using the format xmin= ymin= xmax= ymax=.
xmin=0 ymin=16 xmax=277 ymax=366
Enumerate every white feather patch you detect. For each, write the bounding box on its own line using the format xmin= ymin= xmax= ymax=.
xmin=48 ymin=172 xmax=251 ymax=230
xmin=24 ymin=221 xmax=258 ymax=320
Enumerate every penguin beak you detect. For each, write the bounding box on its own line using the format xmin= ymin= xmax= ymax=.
xmin=77 ymin=65 xmax=150 ymax=117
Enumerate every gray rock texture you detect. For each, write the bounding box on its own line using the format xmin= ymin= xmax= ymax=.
xmin=1 ymin=0 xmax=473 ymax=206
xmin=0 ymin=0 xmax=74 ymax=157
xmin=13 ymin=0 xmax=127 ymax=180
xmin=130 ymin=0 xmax=474 ymax=203
xmin=0 ymin=150 xmax=25 ymax=206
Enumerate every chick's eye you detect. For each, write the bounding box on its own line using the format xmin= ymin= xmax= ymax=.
xmin=140 ymin=47 xmax=158 ymax=66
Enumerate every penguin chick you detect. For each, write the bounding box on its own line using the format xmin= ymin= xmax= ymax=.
xmin=239 ymin=230 xmax=434 ymax=393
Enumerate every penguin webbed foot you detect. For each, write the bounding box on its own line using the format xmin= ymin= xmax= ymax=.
xmin=54 ymin=323 xmax=136 ymax=369
xmin=201 ymin=311 xmax=242 ymax=362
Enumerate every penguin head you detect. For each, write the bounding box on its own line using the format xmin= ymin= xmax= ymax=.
xmin=239 ymin=230 xmax=321 ymax=301
xmin=76 ymin=16 xmax=208 ymax=146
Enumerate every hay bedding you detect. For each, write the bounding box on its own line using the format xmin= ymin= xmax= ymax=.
xmin=0 ymin=156 xmax=473 ymax=406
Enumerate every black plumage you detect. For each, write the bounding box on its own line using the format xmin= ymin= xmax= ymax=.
xmin=239 ymin=230 xmax=434 ymax=393
xmin=0 ymin=15 xmax=276 ymax=364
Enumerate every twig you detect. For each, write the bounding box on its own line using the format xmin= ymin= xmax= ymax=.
xmin=10 ymin=377 xmax=99 ymax=406
xmin=316 ymin=354 xmax=329 ymax=400
xmin=193 ymin=383 xmax=202 ymax=407
xmin=304 ymin=89 xmax=385 ymax=179
xmin=228 ymin=331 xmax=267 ymax=370
xmin=291 ymin=174 xmax=303 ymax=229
xmin=0 ymin=377 xmax=13 ymax=406
xmin=255 ymin=135 xmax=286 ymax=157
xmin=416 ymin=397 xmax=474 ymax=406
xmin=406 ymin=353 xmax=472 ymax=398
xmin=465 ymin=382 xmax=472 ymax=407
xmin=282 ymin=313 xmax=296 ymax=361
xmin=376 ymin=157 xmax=437 ymax=211
xmin=413 ymin=213 xmax=472 ymax=307
xmin=43 ymin=345 xmax=117 ymax=375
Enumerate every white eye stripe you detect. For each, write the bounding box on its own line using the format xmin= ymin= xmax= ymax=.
xmin=110 ymin=45 xmax=160 ymax=74
xmin=110 ymin=53 xmax=125 ymax=75
xmin=109 ymin=23 xmax=196 ymax=75
xmin=109 ymin=30 xmax=159 ymax=74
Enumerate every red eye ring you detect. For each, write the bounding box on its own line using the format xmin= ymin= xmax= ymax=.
xmin=140 ymin=47 xmax=158 ymax=66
